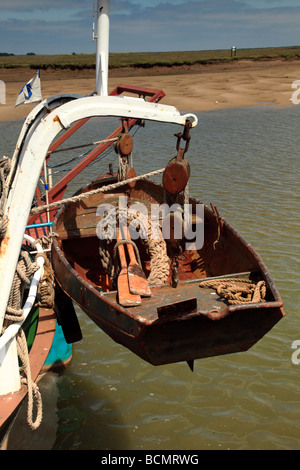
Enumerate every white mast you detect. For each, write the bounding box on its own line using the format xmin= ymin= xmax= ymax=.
xmin=94 ymin=0 xmax=110 ymax=96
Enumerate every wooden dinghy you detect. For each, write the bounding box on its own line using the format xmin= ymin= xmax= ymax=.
xmin=52 ymin=162 xmax=285 ymax=367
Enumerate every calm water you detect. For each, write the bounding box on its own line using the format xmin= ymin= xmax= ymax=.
xmin=2 ymin=104 xmax=300 ymax=450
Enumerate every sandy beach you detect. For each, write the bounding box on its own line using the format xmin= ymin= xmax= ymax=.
xmin=0 ymin=58 xmax=299 ymax=121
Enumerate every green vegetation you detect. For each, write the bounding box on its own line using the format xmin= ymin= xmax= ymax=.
xmin=1 ymin=46 xmax=300 ymax=70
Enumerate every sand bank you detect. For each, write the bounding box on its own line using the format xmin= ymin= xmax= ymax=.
xmin=0 ymin=58 xmax=299 ymax=122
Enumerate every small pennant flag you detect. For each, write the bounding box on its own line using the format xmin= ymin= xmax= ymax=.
xmin=15 ymin=69 xmax=42 ymax=107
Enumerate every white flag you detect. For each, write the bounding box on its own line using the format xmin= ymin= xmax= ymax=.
xmin=15 ymin=69 xmax=42 ymax=107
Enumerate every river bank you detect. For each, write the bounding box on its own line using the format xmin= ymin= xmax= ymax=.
xmin=0 ymin=58 xmax=299 ymax=121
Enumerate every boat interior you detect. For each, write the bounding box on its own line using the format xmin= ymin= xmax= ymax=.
xmin=54 ymin=176 xmax=276 ymax=319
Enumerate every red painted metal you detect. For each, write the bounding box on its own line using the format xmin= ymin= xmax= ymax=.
xmin=47 ymin=117 xmax=90 ymax=156
xmin=109 ymin=84 xmax=165 ymax=103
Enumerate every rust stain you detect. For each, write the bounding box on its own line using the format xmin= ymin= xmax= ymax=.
xmin=0 ymin=235 xmax=10 ymax=258
xmin=53 ymin=115 xmax=61 ymax=124
xmin=0 ymin=216 xmax=9 ymax=258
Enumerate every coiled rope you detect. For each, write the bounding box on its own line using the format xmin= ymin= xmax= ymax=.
xmin=199 ymin=277 xmax=267 ymax=305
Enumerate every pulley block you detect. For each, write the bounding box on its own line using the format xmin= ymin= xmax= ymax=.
xmin=163 ymin=156 xmax=190 ymax=195
xmin=115 ymin=133 xmax=134 ymax=156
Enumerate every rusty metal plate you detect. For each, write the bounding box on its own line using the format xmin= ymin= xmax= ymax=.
xmin=157 ymin=297 xmax=197 ymax=318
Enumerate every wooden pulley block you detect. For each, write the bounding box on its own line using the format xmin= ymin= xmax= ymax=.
xmin=116 ymin=133 xmax=134 ymax=156
xmin=125 ymin=166 xmax=136 ymax=188
xmin=162 ymin=157 xmax=190 ymax=195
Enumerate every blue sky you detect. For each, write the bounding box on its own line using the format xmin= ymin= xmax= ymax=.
xmin=1 ymin=0 xmax=300 ymax=55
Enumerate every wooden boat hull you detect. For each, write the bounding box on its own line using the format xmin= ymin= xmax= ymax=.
xmin=52 ymin=176 xmax=285 ymax=366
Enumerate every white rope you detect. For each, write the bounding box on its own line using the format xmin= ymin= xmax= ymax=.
xmin=31 ymin=167 xmax=165 ymax=215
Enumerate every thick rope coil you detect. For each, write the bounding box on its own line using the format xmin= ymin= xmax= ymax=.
xmin=2 ymin=250 xmax=39 ymax=326
xmin=4 ymin=251 xmax=39 ymax=324
xmin=146 ymin=227 xmax=170 ymax=286
xmin=199 ymin=277 xmax=267 ymax=305
xmin=34 ymin=234 xmax=56 ymax=308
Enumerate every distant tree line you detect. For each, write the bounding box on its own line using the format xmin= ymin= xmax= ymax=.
xmin=0 ymin=52 xmax=36 ymax=56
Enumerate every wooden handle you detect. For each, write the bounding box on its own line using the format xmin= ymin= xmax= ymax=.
xmin=122 ymin=225 xmax=136 ymax=262
xmin=117 ymin=230 xmax=127 ymax=268
xmin=120 ymin=224 xmax=151 ymax=297
xmin=116 ymin=229 xmax=141 ymax=307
